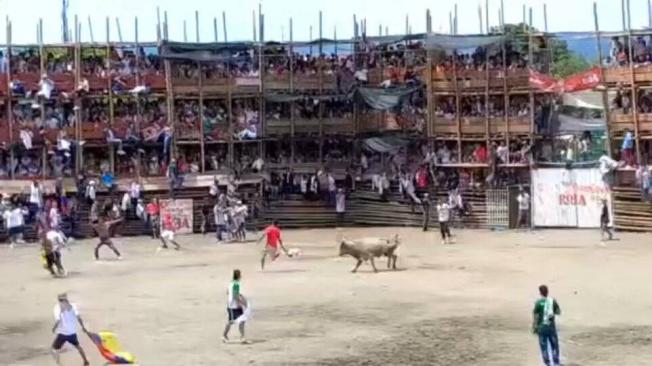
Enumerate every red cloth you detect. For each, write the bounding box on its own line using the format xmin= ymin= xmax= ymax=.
xmin=146 ymin=203 xmax=159 ymax=216
xmin=416 ymin=168 xmax=428 ymax=189
xmin=474 ymin=146 xmax=488 ymax=163
xmin=264 ymin=225 xmax=281 ymax=248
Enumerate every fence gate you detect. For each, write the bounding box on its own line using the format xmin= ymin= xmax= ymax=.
xmin=486 ymin=189 xmax=509 ymax=229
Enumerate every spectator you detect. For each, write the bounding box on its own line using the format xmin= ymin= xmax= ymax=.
xmin=532 ymin=285 xmax=561 ymax=366
xmin=516 ymin=187 xmax=531 ymax=229
xmin=29 ymin=180 xmax=44 ymax=220
xmin=621 ymin=129 xmax=636 ymax=167
xmin=598 ymin=151 xmax=620 ymax=186
xmin=146 ymin=198 xmax=160 ymax=239
xmin=335 ymin=188 xmax=346 ymax=225
xmin=421 ymin=192 xmax=431 ymax=232
xmin=129 ymin=180 xmax=141 ymax=214
xmin=102 ymin=171 xmax=115 ymax=195
xmin=85 ymin=179 xmax=97 ymax=204
xmin=104 ymin=127 xmax=126 ymax=155
xmin=3 ymin=203 xmax=28 ymax=247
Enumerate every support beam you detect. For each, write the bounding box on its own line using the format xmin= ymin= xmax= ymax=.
xmin=222 ymin=12 xmax=228 ymax=42
xmin=195 ymin=10 xmax=200 ymax=42
xmin=594 ymin=1 xmax=613 ymax=157
xmin=87 ymin=16 xmax=95 ymax=43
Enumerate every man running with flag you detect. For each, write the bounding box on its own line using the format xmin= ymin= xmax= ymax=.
xmin=257 ymin=220 xmax=291 ymax=270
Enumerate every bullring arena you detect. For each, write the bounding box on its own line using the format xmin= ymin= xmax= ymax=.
xmin=2 ymin=227 xmax=652 ymax=366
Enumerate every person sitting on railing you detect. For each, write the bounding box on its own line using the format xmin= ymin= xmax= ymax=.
xmin=634 ymin=36 xmax=650 ymax=65
xmin=103 ymin=127 xmax=126 ymax=155
xmin=621 ymin=128 xmax=637 ymax=168
xmin=436 ymin=143 xmax=452 ymax=165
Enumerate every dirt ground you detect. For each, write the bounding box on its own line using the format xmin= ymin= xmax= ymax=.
xmin=1 ymin=227 xmax=652 ymax=366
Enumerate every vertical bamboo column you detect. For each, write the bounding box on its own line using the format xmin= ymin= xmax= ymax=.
xmin=594 ymin=2 xmax=613 ymax=156
xmin=289 ymin=18 xmax=295 ymax=166
xmin=352 ymin=15 xmax=358 ymax=134
xmin=527 ymin=8 xmax=535 ymax=148
xmin=6 ymin=19 xmax=14 ymax=179
xmin=105 ymin=18 xmax=117 ymax=174
xmin=198 ymin=61 xmax=205 ymax=172
xmin=258 ymin=11 xmax=265 ymax=161
xmin=426 ymin=49 xmax=433 ymax=139
xmin=74 ymin=16 xmax=83 ymax=175
xmin=453 ymin=51 xmax=462 ymax=163
xmin=501 ymin=29 xmax=509 ymax=164
xmin=38 ymin=19 xmax=47 ymax=178
xmin=484 ymin=43 xmax=491 ymax=161
xmin=163 ymin=25 xmax=175 ymax=161
xmin=318 ymin=11 xmax=324 ymax=162
xmin=625 ymin=7 xmax=641 ymax=162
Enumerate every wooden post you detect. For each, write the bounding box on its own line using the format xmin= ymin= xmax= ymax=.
xmin=500 ymin=0 xmax=505 ymax=27
xmin=252 ymin=11 xmax=256 ymax=42
xmin=88 ymin=16 xmax=95 ymax=43
xmin=353 ymin=15 xmax=359 ymax=134
xmin=501 ymin=21 xmax=509 ymax=163
xmin=522 ymin=4 xmax=526 ymax=26
xmin=627 ymin=0 xmax=632 ymax=31
xmin=195 ymin=10 xmax=200 ymax=43
xmin=385 ymin=26 xmax=389 ymax=36
xmin=183 ymin=20 xmax=188 ymax=42
xmin=405 ymin=14 xmax=409 ymax=35
xmin=426 ymin=49 xmax=433 ymax=139
xmin=485 ymin=0 xmax=490 ymax=33
xmin=156 ymin=7 xmax=161 ymax=42
xmin=106 ymin=17 xmax=116 ymax=174
xmin=259 ymin=3 xmax=263 ymax=43
xmin=454 ymin=4 xmax=458 ymax=35
xmin=222 ymin=12 xmax=228 ymax=42
xmin=318 ymin=11 xmax=324 ymax=161
xmin=622 ymin=0 xmax=627 ymax=31
xmin=626 ymin=1 xmax=641 ymax=163
xmin=543 ymin=3 xmax=549 ymax=32
xmin=289 ymin=17 xmax=295 ymax=165
xmin=453 ymin=58 xmax=462 ymax=163
xmin=6 ymin=18 xmax=14 ymax=179
xmin=134 ymin=15 xmax=142 ymax=178
xmin=426 ymin=9 xmax=432 ymax=33
xmin=449 ymin=12 xmax=453 ymax=35
xmin=198 ymin=63 xmax=205 ymax=172
xmin=594 ymin=2 xmax=613 ymax=157
xmin=258 ymin=13 xmax=265 ymax=162
xmin=214 ymin=17 xmax=219 ymax=42
xmin=649 ymin=0 xmax=652 ymax=28
xmin=528 ymin=7 xmax=535 ymax=152
xmin=116 ymin=17 xmax=123 ymax=42
xmin=38 ymin=18 xmax=47 ymax=177
xmin=163 ymin=11 xmax=169 ymax=40
xmin=309 ymin=26 xmax=313 ymax=54
xmin=478 ymin=4 xmax=484 ymax=34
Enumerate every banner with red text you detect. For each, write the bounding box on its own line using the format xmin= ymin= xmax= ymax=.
xmin=159 ymin=199 xmax=194 ymax=235
xmin=531 ymin=168 xmax=612 ymax=228
xmin=529 ymin=67 xmax=601 ymax=94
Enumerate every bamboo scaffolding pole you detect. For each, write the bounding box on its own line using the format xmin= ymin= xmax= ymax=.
xmin=195 ymin=11 xmax=200 ymax=43
xmin=625 ymin=0 xmax=641 ymax=162
xmin=594 ymin=2 xmax=613 ymax=157
xmin=6 ymin=18 xmax=14 ymax=179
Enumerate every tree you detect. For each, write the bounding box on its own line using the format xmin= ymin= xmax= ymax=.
xmin=490 ymin=22 xmax=592 ymax=78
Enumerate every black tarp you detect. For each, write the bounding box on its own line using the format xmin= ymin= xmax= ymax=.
xmin=160 ymin=41 xmax=254 ymax=61
xmin=356 ymin=87 xmax=419 ymax=110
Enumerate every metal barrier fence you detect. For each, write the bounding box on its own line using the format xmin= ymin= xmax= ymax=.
xmin=486 ymin=189 xmax=509 ymax=229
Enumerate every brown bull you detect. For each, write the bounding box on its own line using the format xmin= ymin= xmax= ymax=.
xmin=338 ymin=234 xmax=400 ymax=273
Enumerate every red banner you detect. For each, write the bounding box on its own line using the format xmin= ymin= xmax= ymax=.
xmin=529 ymin=67 xmax=602 ymax=94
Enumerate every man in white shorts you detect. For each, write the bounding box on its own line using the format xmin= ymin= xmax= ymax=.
xmin=51 ymin=293 xmax=90 ymax=366
xmin=159 ymin=212 xmax=181 ymax=250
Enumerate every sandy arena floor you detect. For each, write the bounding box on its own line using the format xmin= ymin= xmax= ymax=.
xmin=1 ymin=227 xmax=652 ymax=366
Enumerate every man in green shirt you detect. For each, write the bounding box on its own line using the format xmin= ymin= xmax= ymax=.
xmin=532 ymin=285 xmax=561 ymax=366
xmin=223 ymin=269 xmax=248 ymax=344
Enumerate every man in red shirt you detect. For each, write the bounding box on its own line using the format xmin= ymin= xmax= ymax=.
xmin=146 ymin=198 xmax=160 ymax=239
xmin=257 ymin=220 xmax=290 ymax=270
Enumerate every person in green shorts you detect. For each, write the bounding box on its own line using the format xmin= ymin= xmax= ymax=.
xmin=532 ymin=285 xmax=561 ymax=366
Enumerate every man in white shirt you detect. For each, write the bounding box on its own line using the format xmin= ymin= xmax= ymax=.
xmin=516 ymin=187 xmax=531 ymax=229
xmin=598 ymin=151 xmax=620 ymax=186
xmin=336 ymin=188 xmax=346 ymax=224
xmin=129 ymin=181 xmax=141 ymax=213
xmin=3 ymin=205 xmax=28 ymax=247
xmin=327 ymin=173 xmax=336 ymax=205
xmin=51 ymin=293 xmax=90 ymax=366
xmin=29 ymin=180 xmax=44 ymax=213
xmin=437 ymin=199 xmax=452 ymax=245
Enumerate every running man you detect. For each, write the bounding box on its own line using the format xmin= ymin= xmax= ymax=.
xmin=532 ymin=285 xmax=562 ymax=366
xmin=222 ymin=269 xmax=249 ymax=344
xmin=257 ymin=220 xmax=291 ymax=270
xmin=92 ymin=217 xmax=123 ymax=260
xmin=42 ymin=230 xmax=66 ymax=277
xmin=600 ymin=199 xmax=614 ymax=242
xmin=436 ymin=198 xmax=452 ymax=244
xmin=51 ymin=293 xmax=90 ymax=366
xmin=159 ymin=212 xmax=181 ymax=250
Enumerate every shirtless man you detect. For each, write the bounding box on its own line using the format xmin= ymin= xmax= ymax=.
xmin=92 ymin=217 xmax=123 ymax=260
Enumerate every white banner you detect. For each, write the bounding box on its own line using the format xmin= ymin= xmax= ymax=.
xmin=159 ymin=199 xmax=194 ymax=235
xmin=532 ymin=168 xmax=612 ymax=228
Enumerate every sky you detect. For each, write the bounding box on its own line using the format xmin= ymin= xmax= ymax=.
xmin=0 ymin=0 xmax=650 ymax=44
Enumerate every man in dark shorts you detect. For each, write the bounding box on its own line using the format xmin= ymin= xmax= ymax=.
xmin=93 ymin=217 xmax=124 ymax=260
xmin=43 ymin=230 xmax=66 ymax=277
xmin=51 ymin=293 xmax=90 ymax=366
xmin=257 ymin=220 xmax=291 ymax=270
xmin=223 ymin=269 xmax=249 ymax=344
